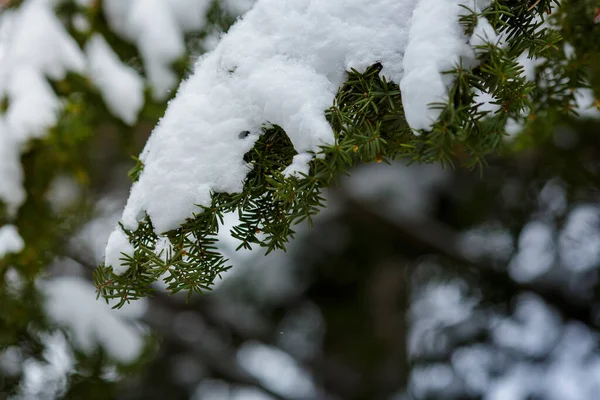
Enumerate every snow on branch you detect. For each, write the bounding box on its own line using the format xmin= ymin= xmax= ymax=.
xmin=104 ymin=0 xmax=493 ymax=274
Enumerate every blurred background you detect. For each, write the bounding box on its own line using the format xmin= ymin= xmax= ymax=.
xmin=1 ymin=1 xmax=600 ymax=399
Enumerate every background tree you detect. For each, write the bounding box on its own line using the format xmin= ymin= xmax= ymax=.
xmin=1 ymin=0 xmax=600 ymax=399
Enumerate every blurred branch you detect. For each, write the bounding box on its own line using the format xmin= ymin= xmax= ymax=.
xmin=337 ymin=187 xmax=600 ymax=330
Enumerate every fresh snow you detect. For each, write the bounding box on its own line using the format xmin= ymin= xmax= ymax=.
xmin=400 ymin=0 xmax=492 ymax=131
xmin=106 ymin=0 xmax=418 ymax=268
xmin=105 ymin=0 xmax=502 ymax=273
xmin=470 ymin=14 xmax=498 ymax=48
xmin=86 ymin=34 xmax=145 ymax=126
xmin=105 ymin=228 xmax=136 ymax=275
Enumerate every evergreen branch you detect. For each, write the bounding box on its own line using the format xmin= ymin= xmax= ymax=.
xmin=95 ymin=0 xmax=598 ymax=306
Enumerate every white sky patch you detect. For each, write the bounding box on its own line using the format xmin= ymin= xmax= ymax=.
xmin=0 ymin=224 xmax=24 ymax=258
xmin=86 ymin=34 xmax=145 ymax=126
xmin=43 ymin=276 xmax=147 ymax=363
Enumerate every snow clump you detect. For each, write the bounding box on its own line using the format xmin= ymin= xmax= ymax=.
xmin=105 ymin=0 xmax=497 ymax=273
